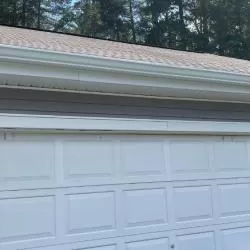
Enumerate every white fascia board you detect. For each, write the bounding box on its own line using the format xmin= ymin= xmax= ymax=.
xmin=0 ymin=45 xmax=250 ymax=102
xmin=1 ymin=113 xmax=250 ymax=135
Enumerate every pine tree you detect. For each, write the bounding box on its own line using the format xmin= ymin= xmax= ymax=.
xmin=73 ymin=0 xmax=102 ymax=36
xmin=128 ymin=0 xmax=136 ymax=42
xmin=0 ymin=0 xmax=249 ymax=60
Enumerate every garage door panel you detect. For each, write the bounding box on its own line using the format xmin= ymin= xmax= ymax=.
xmin=0 ymin=194 xmax=56 ymax=242
xmin=169 ymin=140 xmax=210 ymax=173
xmin=120 ymin=140 xmax=166 ymax=178
xmin=213 ymin=141 xmax=250 ymax=172
xmin=63 ymin=140 xmax=116 ymax=180
xmin=73 ymin=246 xmax=117 ymax=250
xmin=176 ymin=231 xmax=215 ymax=250
xmin=74 ymin=246 xmax=117 ymax=250
xmin=217 ymin=182 xmax=250 ymax=221
xmin=126 ymin=238 xmax=169 ymax=250
xmin=0 ymin=140 xmax=55 ymax=190
xmin=168 ymin=139 xmax=212 ymax=181
xmin=221 ymin=226 xmax=250 ymax=250
xmin=65 ymin=191 xmax=116 ymax=236
xmin=24 ymin=246 xmax=118 ymax=250
xmin=18 ymin=242 xmax=118 ymax=250
xmin=123 ymin=187 xmax=168 ymax=232
xmin=173 ymin=185 xmax=213 ymax=226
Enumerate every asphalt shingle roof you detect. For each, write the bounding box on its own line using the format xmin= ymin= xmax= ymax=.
xmin=0 ymin=25 xmax=250 ymax=75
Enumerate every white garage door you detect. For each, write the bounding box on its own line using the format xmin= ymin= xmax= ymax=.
xmin=1 ymin=132 xmax=250 ymax=250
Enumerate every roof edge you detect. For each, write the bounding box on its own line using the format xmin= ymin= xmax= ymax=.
xmin=0 ymin=44 xmax=250 ymax=102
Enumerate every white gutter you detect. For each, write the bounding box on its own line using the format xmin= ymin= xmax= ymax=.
xmin=0 ymin=45 xmax=250 ymax=102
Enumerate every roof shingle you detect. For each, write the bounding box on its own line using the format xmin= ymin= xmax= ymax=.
xmin=0 ymin=25 xmax=250 ymax=75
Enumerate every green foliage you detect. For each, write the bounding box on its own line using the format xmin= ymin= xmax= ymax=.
xmin=0 ymin=0 xmax=249 ymax=60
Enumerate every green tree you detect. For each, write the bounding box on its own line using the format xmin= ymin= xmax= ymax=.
xmin=0 ymin=0 xmax=249 ymax=60
xmin=141 ymin=0 xmax=172 ymax=46
xmin=128 ymin=0 xmax=136 ymax=42
xmin=98 ymin=0 xmax=128 ymax=40
xmin=73 ymin=0 xmax=102 ymax=36
xmin=210 ymin=0 xmax=250 ymax=59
